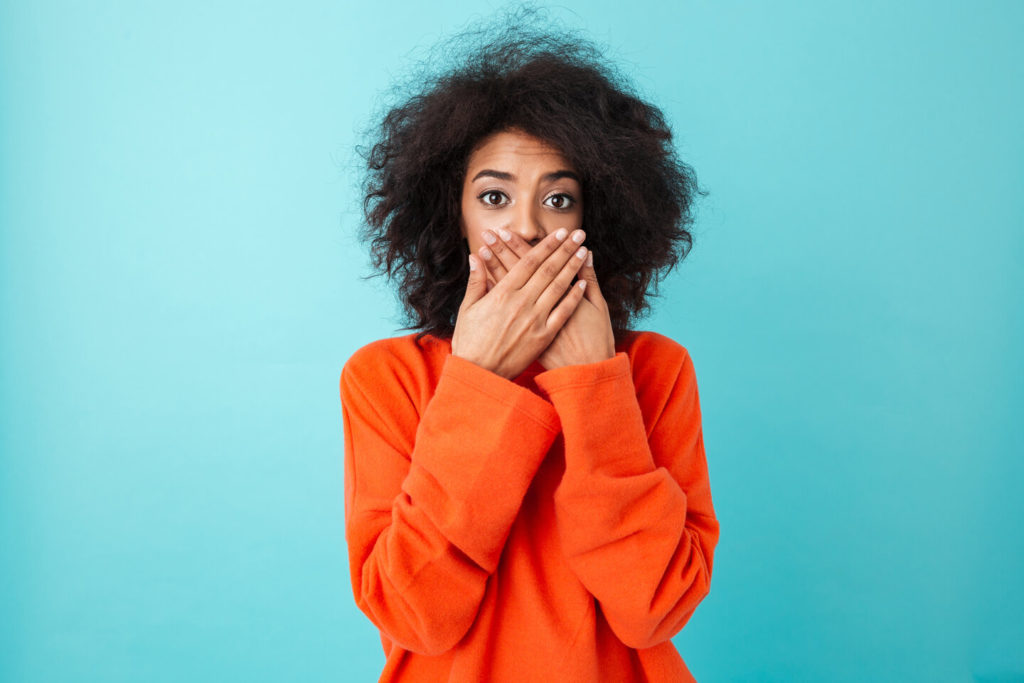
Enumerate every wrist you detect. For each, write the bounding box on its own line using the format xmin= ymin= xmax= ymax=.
xmin=451 ymin=352 xmax=507 ymax=380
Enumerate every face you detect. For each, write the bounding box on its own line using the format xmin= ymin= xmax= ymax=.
xmin=459 ymin=128 xmax=583 ymax=285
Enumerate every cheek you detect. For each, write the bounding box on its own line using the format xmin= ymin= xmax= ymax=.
xmin=459 ymin=224 xmax=486 ymax=259
xmin=460 ymin=193 xmax=484 ymax=227
xmin=459 ymin=195 xmax=477 ymax=245
xmin=460 ymin=204 xmax=501 ymax=249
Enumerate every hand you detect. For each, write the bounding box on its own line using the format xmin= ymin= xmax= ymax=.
xmin=451 ymin=228 xmax=590 ymax=380
xmin=477 ymin=228 xmax=615 ymax=371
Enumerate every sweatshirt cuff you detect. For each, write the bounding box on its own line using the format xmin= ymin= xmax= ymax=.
xmin=532 ymin=351 xmax=632 ymax=395
xmin=533 ymin=352 xmax=655 ymax=477
xmin=443 ymin=353 xmax=561 ymax=433
xmin=401 ymin=353 xmax=562 ymax=570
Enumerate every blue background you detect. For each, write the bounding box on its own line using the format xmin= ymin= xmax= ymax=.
xmin=2 ymin=1 xmax=1021 ymax=681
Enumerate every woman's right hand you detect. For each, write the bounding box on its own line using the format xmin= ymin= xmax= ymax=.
xmin=451 ymin=228 xmax=589 ymax=380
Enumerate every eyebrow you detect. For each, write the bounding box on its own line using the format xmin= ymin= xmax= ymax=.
xmin=471 ymin=169 xmax=580 ymax=183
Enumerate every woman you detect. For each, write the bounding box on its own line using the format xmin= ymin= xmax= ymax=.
xmin=340 ymin=15 xmax=719 ymax=682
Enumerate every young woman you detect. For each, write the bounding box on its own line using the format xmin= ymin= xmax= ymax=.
xmin=340 ymin=17 xmax=719 ymax=682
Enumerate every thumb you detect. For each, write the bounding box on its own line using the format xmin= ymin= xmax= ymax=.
xmin=461 ymin=254 xmax=487 ymax=308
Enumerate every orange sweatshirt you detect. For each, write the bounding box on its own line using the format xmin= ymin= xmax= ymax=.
xmin=339 ymin=330 xmax=719 ymax=682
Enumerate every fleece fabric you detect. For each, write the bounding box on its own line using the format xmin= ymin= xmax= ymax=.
xmin=339 ymin=329 xmax=719 ymax=682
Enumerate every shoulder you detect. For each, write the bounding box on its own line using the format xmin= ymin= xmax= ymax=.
xmin=622 ymin=331 xmax=702 ymax=425
xmin=340 ymin=333 xmax=448 ymax=401
xmin=340 ymin=335 xmax=445 ymax=454
xmin=622 ymin=329 xmax=693 ymax=378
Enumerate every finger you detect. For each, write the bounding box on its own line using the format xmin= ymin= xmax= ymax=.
xmin=520 ymin=228 xmax=587 ymax=303
xmin=494 ymin=228 xmax=533 ymax=260
xmin=478 ymin=241 xmax=508 ymax=284
xmin=497 ymin=227 xmax=578 ymax=292
xmin=535 ymin=243 xmax=588 ymax=314
xmin=484 ymin=229 xmax=521 ymax=276
xmin=578 ymin=249 xmax=604 ymax=305
xmin=546 ymin=279 xmax=587 ymax=332
xmin=460 ymin=254 xmax=488 ymax=309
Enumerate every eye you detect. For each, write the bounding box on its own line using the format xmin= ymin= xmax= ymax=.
xmin=478 ymin=190 xmax=509 ymax=207
xmin=544 ymin=193 xmax=576 ymax=210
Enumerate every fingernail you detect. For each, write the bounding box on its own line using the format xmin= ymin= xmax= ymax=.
xmin=572 ymin=230 xmax=585 ymax=244
xmin=575 ymin=246 xmax=587 ymax=259
xmin=498 ymin=229 xmax=512 ymax=241
xmin=469 ymin=255 xmax=477 ymax=271
xmin=555 ymin=228 xmax=568 ymax=241
xmin=587 ymin=252 xmax=593 ymax=267
xmin=482 ymin=231 xmax=496 ymax=245
xmin=480 ymin=247 xmax=492 ymax=260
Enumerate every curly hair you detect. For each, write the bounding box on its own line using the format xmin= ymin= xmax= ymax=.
xmin=356 ymin=7 xmax=707 ymax=346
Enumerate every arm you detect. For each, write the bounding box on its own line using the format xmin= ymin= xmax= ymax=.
xmin=533 ymin=347 xmax=719 ymax=650
xmin=340 ymin=346 xmax=560 ymax=656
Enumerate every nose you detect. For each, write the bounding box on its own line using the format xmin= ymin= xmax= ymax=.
xmin=509 ymin=202 xmax=546 ymax=246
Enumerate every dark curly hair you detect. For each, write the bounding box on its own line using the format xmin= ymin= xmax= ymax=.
xmin=355 ymin=7 xmax=707 ymax=346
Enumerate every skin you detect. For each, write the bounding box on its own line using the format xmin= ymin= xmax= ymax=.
xmin=451 ymin=128 xmax=616 ymax=378
xmin=459 ymin=128 xmax=585 ymax=286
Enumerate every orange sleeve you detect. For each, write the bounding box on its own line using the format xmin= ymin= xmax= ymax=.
xmin=533 ymin=348 xmax=719 ymax=650
xmin=340 ymin=346 xmax=561 ymax=656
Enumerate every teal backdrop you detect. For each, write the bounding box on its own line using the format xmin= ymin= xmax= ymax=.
xmin=2 ymin=1 xmax=1021 ymax=681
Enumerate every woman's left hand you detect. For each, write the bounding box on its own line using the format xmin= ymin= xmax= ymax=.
xmin=477 ymin=228 xmax=616 ymax=371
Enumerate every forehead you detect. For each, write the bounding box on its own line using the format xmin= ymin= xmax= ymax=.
xmin=466 ymin=129 xmax=574 ymax=171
